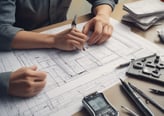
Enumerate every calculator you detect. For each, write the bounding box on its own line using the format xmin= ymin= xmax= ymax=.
xmin=82 ymin=92 xmax=119 ymax=116
xmin=126 ymin=53 xmax=164 ymax=85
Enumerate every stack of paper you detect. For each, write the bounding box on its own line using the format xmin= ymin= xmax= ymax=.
xmin=122 ymin=0 xmax=164 ymax=30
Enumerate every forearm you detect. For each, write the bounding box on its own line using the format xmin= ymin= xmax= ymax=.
xmin=11 ymin=31 xmax=55 ymax=49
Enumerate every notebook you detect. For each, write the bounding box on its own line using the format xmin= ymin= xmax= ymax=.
xmin=123 ymin=0 xmax=164 ymax=18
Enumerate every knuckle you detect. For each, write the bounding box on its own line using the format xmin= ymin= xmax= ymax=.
xmin=94 ymin=30 xmax=101 ymax=35
xmin=76 ymin=42 xmax=81 ymax=46
xmin=25 ymin=81 xmax=33 ymax=88
xmin=24 ymin=76 xmax=29 ymax=80
xmin=104 ymin=32 xmax=111 ymax=37
xmin=24 ymin=69 xmax=30 ymax=75
xmin=70 ymin=28 xmax=76 ymax=33
xmin=82 ymin=35 xmax=87 ymax=40
xmin=93 ymin=17 xmax=99 ymax=22
xmin=66 ymin=34 xmax=71 ymax=39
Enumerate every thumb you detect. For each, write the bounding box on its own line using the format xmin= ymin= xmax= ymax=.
xmin=28 ymin=65 xmax=38 ymax=71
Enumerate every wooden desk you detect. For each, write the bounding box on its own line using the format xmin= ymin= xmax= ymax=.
xmin=34 ymin=0 xmax=164 ymax=116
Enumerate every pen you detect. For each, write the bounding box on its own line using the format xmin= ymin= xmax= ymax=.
xmin=129 ymin=83 xmax=164 ymax=113
xmin=120 ymin=79 xmax=154 ymax=116
xmin=116 ymin=54 xmax=157 ymax=69
xmin=121 ymin=105 xmax=139 ymax=116
xmin=71 ymin=15 xmax=85 ymax=51
xmin=150 ymin=88 xmax=164 ymax=96
xmin=72 ymin=15 xmax=77 ymax=28
xmin=116 ymin=62 xmax=130 ymax=69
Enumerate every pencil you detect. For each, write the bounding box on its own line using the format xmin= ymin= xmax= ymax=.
xmin=121 ymin=105 xmax=139 ymax=116
xmin=120 ymin=79 xmax=154 ymax=116
xmin=129 ymin=83 xmax=164 ymax=113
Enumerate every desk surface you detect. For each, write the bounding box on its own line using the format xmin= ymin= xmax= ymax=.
xmin=73 ymin=0 xmax=164 ymax=116
xmin=34 ymin=0 xmax=164 ymax=116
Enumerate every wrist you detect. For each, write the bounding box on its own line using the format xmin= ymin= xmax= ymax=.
xmin=95 ymin=13 xmax=110 ymax=19
xmin=94 ymin=4 xmax=112 ymax=17
xmin=43 ymin=34 xmax=56 ymax=48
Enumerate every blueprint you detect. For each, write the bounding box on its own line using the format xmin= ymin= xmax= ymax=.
xmin=0 ymin=18 xmax=164 ymax=116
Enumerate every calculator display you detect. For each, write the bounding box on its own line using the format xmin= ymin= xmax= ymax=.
xmin=88 ymin=97 xmax=107 ymax=111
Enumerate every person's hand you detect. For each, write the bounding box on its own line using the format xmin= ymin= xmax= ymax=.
xmin=8 ymin=66 xmax=47 ymax=97
xmin=53 ymin=28 xmax=87 ymax=51
xmin=82 ymin=14 xmax=113 ymax=45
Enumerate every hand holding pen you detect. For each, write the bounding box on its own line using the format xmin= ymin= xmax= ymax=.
xmin=71 ymin=15 xmax=86 ymax=50
xmin=52 ymin=15 xmax=87 ymax=51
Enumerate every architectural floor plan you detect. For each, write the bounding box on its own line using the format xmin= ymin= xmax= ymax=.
xmin=0 ymin=18 xmax=163 ymax=116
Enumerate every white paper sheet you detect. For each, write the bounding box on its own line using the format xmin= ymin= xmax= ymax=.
xmin=123 ymin=0 xmax=164 ymax=17
xmin=0 ymin=18 xmax=164 ymax=116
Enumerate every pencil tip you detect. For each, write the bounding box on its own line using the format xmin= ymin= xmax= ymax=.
xmin=119 ymin=78 xmax=124 ymax=83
